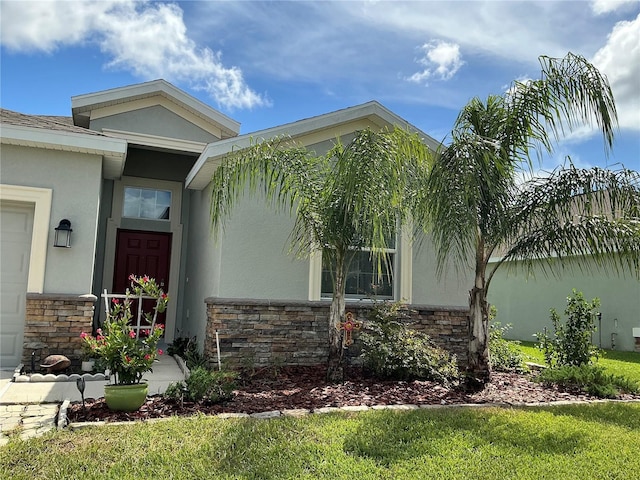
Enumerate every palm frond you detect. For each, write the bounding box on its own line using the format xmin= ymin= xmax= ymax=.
xmin=507 ymin=52 xmax=618 ymax=159
xmin=209 ymin=135 xmax=320 ymax=237
xmin=501 ymin=164 xmax=640 ymax=279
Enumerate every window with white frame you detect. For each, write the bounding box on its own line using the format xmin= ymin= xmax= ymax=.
xmin=123 ymin=187 xmax=171 ymax=220
xmin=320 ymin=240 xmax=396 ymax=300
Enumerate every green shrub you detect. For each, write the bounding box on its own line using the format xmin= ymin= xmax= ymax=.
xmin=536 ymin=289 xmax=601 ymax=368
xmin=359 ymin=301 xmax=459 ymax=385
xmin=536 ymin=364 xmax=640 ymax=398
xmin=165 ymin=366 xmax=237 ymax=403
xmin=489 ymin=320 xmax=528 ymax=373
xmin=167 ymin=336 xmax=208 ymax=370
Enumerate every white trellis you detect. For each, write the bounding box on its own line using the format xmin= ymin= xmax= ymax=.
xmin=101 ymin=289 xmax=163 ymax=338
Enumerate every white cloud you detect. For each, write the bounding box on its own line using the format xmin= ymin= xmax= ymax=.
xmin=407 ymin=40 xmax=464 ymax=85
xmin=0 ymin=0 xmax=267 ymax=110
xmin=342 ymin=1 xmax=598 ymax=65
xmin=591 ymin=14 xmax=640 ymax=131
xmin=0 ymin=0 xmax=115 ymax=52
xmin=591 ymin=0 xmax=638 ymax=15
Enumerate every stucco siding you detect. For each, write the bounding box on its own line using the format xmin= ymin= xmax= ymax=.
xmin=216 ymin=194 xmax=309 ymax=300
xmin=91 ymin=105 xmax=219 ymax=143
xmin=181 ymin=185 xmax=223 ymax=348
xmin=411 ymin=238 xmax=472 ymax=307
xmin=1 ymin=144 xmax=102 ymax=294
xmin=488 ymin=257 xmax=640 ymax=351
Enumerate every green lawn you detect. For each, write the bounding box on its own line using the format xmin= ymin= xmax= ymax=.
xmin=2 ymin=403 xmax=640 ymax=479
xmin=514 ymin=340 xmax=640 ymax=383
xmin=3 ymin=345 xmax=639 ymax=479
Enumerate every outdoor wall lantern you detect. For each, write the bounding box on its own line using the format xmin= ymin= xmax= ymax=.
xmin=54 ymin=219 xmax=73 ymax=248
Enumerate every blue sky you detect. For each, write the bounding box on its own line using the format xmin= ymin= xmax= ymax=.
xmin=1 ymin=0 xmax=638 ymax=175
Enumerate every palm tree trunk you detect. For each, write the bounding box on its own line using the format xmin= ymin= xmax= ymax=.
xmin=326 ymin=257 xmax=346 ymax=383
xmin=467 ymin=244 xmax=491 ymax=387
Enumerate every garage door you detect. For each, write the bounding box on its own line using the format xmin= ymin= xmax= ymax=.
xmin=0 ymin=201 xmax=34 ymax=369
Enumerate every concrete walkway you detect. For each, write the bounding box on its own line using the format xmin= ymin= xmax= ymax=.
xmin=0 ymin=354 xmax=185 ymax=445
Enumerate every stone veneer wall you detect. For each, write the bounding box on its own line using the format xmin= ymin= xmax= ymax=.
xmin=204 ymin=298 xmax=469 ymax=369
xmin=23 ymin=293 xmax=96 ymax=368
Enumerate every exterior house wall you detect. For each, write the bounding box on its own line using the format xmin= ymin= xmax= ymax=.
xmin=2 ymin=144 xmax=103 ymax=366
xmin=90 ymin=105 xmax=220 ymax=143
xmin=488 ymin=256 xmax=640 ymax=352
xmin=182 ymin=134 xmax=472 ymax=356
xmin=216 ymin=194 xmax=309 ymax=300
xmin=411 ymin=238 xmax=473 ymax=306
xmin=204 ymin=298 xmax=469 ymax=369
xmin=180 ymin=185 xmax=223 ymax=349
xmin=1 ymin=144 xmax=102 ymax=294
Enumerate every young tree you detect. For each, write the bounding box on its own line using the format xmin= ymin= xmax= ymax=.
xmin=420 ymin=52 xmax=640 ymax=386
xmin=209 ymin=128 xmax=431 ymax=382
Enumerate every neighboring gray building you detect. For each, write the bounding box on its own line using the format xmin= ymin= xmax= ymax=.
xmin=488 ymin=256 xmax=640 ymax=352
xmin=1 ymin=80 xmax=471 ymax=370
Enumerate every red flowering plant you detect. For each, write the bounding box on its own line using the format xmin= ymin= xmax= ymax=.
xmin=80 ymin=275 xmax=169 ymax=385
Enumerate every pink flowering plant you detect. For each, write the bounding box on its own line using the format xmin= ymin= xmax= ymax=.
xmin=80 ymin=275 xmax=169 ymax=385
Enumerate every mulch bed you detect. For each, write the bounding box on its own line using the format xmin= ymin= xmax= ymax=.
xmin=67 ymin=365 xmax=638 ymax=423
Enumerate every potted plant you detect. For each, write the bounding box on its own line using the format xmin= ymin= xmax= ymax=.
xmin=81 ymin=275 xmax=168 ymax=411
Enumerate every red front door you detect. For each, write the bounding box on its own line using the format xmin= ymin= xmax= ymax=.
xmin=113 ymin=229 xmax=172 ymax=328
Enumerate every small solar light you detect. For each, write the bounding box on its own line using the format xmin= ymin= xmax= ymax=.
xmin=76 ymin=377 xmax=86 ymax=409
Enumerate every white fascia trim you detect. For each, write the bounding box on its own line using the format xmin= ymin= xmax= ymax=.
xmin=399 ymin=222 xmax=413 ymax=303
xmin=1 ymin=124 xmax=127 ymax=157
xmin=101 ymin=128 xmax=207 ymax=154
xmin=0 ymin=184 xmax=52 ymax=293
xmin=308 ymin=249 xmax=322 ymax=301
xmin=72 ymin=79 xmax=240 ymax=136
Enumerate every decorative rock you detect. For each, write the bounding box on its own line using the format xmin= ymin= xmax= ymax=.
xmin=372 ymin=404 xmax=419 ymax=410
xmin=314 ymin=407 xmax=340 ymax=414
xmin=340 ymin=405 xmax=369 ymax=412
xmin=250 ymin=410 xmax=281 ymax=419
xmin=40 ymin=355 xmax=71 ymax=372
xmin=217 ymin=413 xmax=249 ymax=419
xmin=282 ymin=409 xmax=310 ymax=417
xmin=58 ymin=400 xmax=70 ymax=430
xmin=69 ymin=421 xmax=107 ymax=430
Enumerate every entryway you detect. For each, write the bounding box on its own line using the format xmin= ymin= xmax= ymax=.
xmin=112 ymin=229 xmax=172 ymax=327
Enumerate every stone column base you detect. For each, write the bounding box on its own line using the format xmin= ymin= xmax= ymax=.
xmin=24 ymin=293 xmax=97 ymax=368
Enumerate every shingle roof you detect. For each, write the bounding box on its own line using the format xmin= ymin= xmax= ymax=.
xmin=0 ymin=108 xmax=104 ymax=136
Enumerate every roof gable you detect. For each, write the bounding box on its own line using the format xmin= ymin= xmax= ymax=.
xmin=186 ymin=101 xmax=440 ymax=190
xmin=71 ymin=79 xmax=240 ymax=140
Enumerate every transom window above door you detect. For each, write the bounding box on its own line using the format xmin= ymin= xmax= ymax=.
xmin=123 ymin=187 xmax=171 ymax=220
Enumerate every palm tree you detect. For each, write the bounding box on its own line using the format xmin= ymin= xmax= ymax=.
xmin=421 ymin=52 xmax=640 ymax=386
xmin=210 ymin=127 xmax=431 ymax=382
